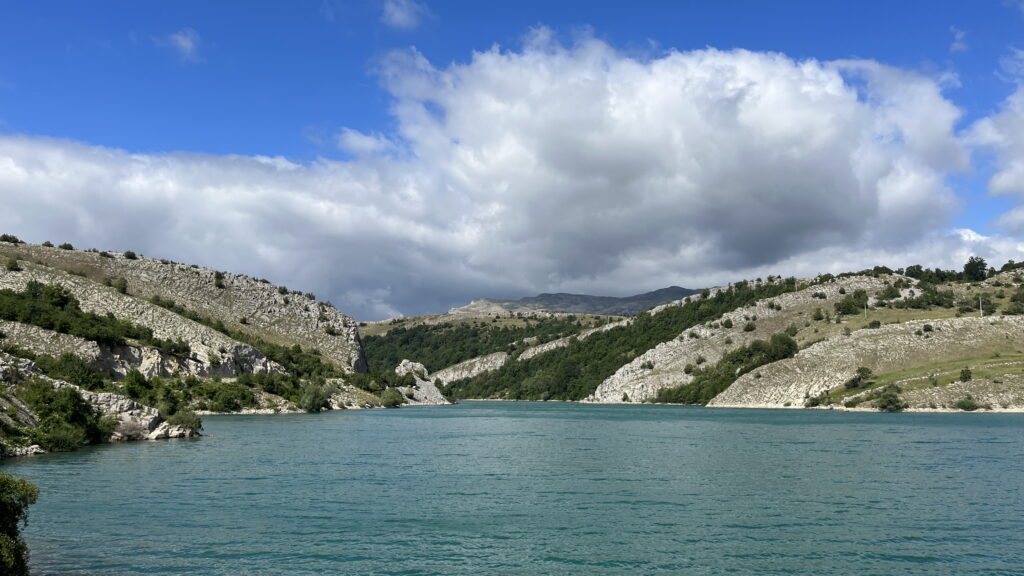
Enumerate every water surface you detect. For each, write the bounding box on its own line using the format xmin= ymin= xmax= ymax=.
xmin=4 ymin=403 xmax=1024 ymax=575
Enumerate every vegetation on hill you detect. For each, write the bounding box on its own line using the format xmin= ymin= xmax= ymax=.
xmin=446 ymin=278 xmax=802 ymax=400
xmin=148 ymin=295 xmax=343 ymax=380
xmin=653 ymin=333 xmax=799 ymax=404
xmin=361 ymin=315 xmax=603 ymax=373
xmin=0 ymin=282 xmax=190 ymax=356
xmin=0 ymin=471 xmax=38 ymax=576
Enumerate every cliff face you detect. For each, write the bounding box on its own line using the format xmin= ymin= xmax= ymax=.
xmin=0 ymin=244 xmax=365 ymax=372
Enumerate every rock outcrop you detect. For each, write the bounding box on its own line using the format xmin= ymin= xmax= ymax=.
xmin=431 ymin=352 xmax=509 ymax=385
xmin=394 ymin=359 xmax=449 ymax=405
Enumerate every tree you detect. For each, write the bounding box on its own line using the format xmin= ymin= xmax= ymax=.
xmin=963 ymin=256 xmax=988 ymax=282
xmin=0 ymin=472 xmax=39 ymax=576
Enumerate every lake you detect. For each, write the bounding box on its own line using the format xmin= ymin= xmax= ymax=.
xmin=4 ymin=402 xmax=1024 ymax=575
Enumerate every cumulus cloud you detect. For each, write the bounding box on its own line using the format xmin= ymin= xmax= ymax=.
xmin=156 ymin=28 xmax=202 ymax=62
xmin=381 ymin=0 xmax=429 ymax=30
xmin=0 ymin=32 xmax=994 ymax=319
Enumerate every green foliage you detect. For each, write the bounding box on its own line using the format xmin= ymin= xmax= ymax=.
xmin=963 ymin=256 xmax=988 ymax=282
xmin=654 ymin=333 xmax=799 ymax=405
xmin=296 ymin=381 xmax=330 ymax=412
xmin=0 ymin=472 xmax=38 ymax=576
xmin=148 ymin=296 xmax=342 ymax=380
xmin=33 ymin=353 xmax=107 ymax=391
xmin=721 ymin=318 xmax=733 ymax=329
xmin=960 ymin=367 xmax=973 ymax=382
xmin=812 ymin=307 xmax=825 ymax=321
xmin=743 ymin=321 xmax=756 ymax=332
xmin=15 ymin=378 xmax=115 ymax=451
xmin=867 ymin=320 xmax=881 ymax=329
xmin=0 ymin=282 xmax=190 ymax=355
xmin=379 ymin=387 xmax=406 ymax=407
xmin=955 ymin=396 xmax=980 ymax=411
xmin=362 ymin=316 xmax=596 ymax=374
xmin=214 ymin=271 xmax=226 ymax=289
xmin=875 ymin=385 xmax=907 ymax=412
xmin=123 ymin=250 xmax=138 ymax=260
xmin=0 ymin=234 xmax=24 ymax=244
xmin=58 ymin=242 xmax=73 ymax=250
xmin=844 ymin=366 xmax=873 ymax=390
xmin=4 ymin=258 xmax=21 ymax=272
xmin=447 ymin=279 xmax=800 ymax=401
xmin=119 ymin=371 xmax=202 ymax=428
xmin=834 ymin=289 xmax=868 ymax=315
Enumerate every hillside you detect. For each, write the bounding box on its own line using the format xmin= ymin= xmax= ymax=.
xmin=448 ymin=286 xmax=699 ymax=316
xmin=0 ymin=238 xmax=446 ymax=458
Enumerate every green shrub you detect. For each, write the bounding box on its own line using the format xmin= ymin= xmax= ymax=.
xmin=58 ymin=242 xmax=73 ymax=250
xmin=922 ymin=324 xmax=934 ymax=332
xmin=743 ymin=321 xmax=756 ymax=332
xmin=955 ymin=396 xmax=979 ymax=411
xmin=379 ymin=387 xmax=406 ymax=408
xmin=41 ymin=241 xmax=53 ymax=247
xmin=875 ymin=385 xmax=907 ymax=412
xmin=721 ymin=318 xmax=733 ymax=329
xmin=784 ymin=324 xmax=798 ymax=336
xmin=867 ymin=320 xmax=881 ymax=329
xmin=0 ymin=234 xmax=24 ymax=244
xmin=296 ymin=382 xmax=330 ymax=413
xmin=165 ymin=409 xmax=202 ymax=430
xmin=4 ymin=258 xmax=21 ymax=272
xmin=960 ymin=367 xmax=972 ymax=382
xmin=15 ymin=379 xmax=113 ymax=450
xmin=123 ymin=250 xmax=138 ymax=260
xmin=0 ymin=472 xmax=38 ymax=576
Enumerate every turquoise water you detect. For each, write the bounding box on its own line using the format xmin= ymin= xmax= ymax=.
xmin=4 ymin=402 xmax=1024 ymax=575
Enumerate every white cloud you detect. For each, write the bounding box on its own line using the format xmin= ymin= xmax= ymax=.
xmin=156 ymin=28 xmax=202 ymax=63
xmin=0 ymin=32 xmax=994 ymax=319
xmin=337 ymin=128 xmax=396 ymax=156
xmin=381 ymin=0 xmax=428 ymax=30
xmin=949 ymin=26 xmax=967 ymax=53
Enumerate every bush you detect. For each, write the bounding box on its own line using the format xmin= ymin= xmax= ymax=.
xmin=0 ymin=234 xmax=24 ymax=244
xmin=4 ymin=258 xmax=21 ymax=272
xmin=379 ymin=387 xmax=406 ymax=408
xmin=812 ymin=308 xmax=825 ymax=321
xmin=867 ymin=320 xmax=881 ymax=329
xmin=15 ymin=379 xmax=113 ymax=450
xmin=58 ymin=242 xmax=74 ymax=250
xmin=960 ymin=367 xmax=972 ymax=382
xmin=123 ymin=250 xmax=137 ymax=260
xmin=955 ymin=396 xmax=980 ymax=411
xmin=923 ymin=324 xmax=934 ymax=332
xmin=875 ymin=385 xmax=907 ymax=412
xmin=296 ymin=382 xmax=330 ymax=413
xmin=743 ymin=321 xmax=756 ymax=332
xmin=721 ymin=318 xmax=733 ymax=329
xmin=165 ymin=409 xmax=202 ymax=430
xmin=0 ymin=472 xmax=39 ymax=576
xmin=214 ymin=271 xmax=226 ymax=289
xmin=41 ymin=241 xmax=53 ymax=247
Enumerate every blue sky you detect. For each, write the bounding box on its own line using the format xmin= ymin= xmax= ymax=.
xmin=2 ymin=1 xmax=1024 ymax=319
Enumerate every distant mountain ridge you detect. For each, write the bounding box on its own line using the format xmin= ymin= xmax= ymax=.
xmin=449 ymin=286 xmax=700 ymax=316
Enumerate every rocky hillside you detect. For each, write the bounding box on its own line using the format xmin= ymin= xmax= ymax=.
xmin=448 ymin=286 xmax=699 ymax=316
xmin=0 ymin=242 xmax=364 ymax=371
xmin=0 ymin=238 xmax=429 ymax=458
